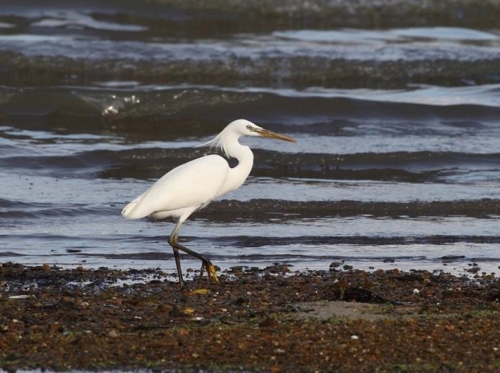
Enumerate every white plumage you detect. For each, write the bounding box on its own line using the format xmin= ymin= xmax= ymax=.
xmin=122 ymin=154 xmax=230 ymax=220
xmin=122 ymin=119 xmax=295 ymax=289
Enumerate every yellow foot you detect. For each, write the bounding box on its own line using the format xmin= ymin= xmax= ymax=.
xmin=198 ymin=262 xmax=220 ymax=285
xmin=206 ymin=264 xmax=220 ymax=284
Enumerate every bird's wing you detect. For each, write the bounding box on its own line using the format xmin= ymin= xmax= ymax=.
xmin=122 ymin=154 xmax=229 ymax=219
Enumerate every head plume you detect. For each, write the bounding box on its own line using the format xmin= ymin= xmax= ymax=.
xmin=197 ymin=131 xmax=228 ymax=156
xmin=196 ymin=119 xmax=257 ymax=157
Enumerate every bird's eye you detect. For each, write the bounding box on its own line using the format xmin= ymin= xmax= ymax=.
xmin=246 ymin=125 xmax=253 ymax=131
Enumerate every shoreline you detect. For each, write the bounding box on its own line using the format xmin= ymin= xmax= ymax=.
xmin=1 ymin=263 xmax=500 ymax=372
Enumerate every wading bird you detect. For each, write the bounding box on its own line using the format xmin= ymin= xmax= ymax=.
xmin=122 ymin=119 xmax=296 ymax=289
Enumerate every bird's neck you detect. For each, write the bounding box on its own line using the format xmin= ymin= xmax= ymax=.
xmin=219 ymin=136 xmax=254 ymax=195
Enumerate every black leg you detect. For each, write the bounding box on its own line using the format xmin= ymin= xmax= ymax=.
xmin=168 ymin=218 xmax=219 ymax=289
xmin=170 ymin=240 xmax=219 ymax=286
xmin=171 ymin=246 xmax=184 ymax=289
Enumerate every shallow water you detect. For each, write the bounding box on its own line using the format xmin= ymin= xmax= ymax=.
xmin=1 ymin=1 xmax=500 ymax=278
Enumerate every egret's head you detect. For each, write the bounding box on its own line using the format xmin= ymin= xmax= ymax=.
xmin=200 ymin=119 xmax=295 ymax=156
xmin=230 ymin=119 xmax=296 ymax=142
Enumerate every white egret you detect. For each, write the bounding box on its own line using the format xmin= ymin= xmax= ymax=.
xmin=122 ymin=119 xmax=296 ymax=289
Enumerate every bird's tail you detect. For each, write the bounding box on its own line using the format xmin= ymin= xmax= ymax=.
xmin=121 ymin=199 xmax=143 ymax=219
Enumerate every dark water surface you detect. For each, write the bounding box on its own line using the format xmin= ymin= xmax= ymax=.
xmin=2 ymin=0 xmax=500 ymax=277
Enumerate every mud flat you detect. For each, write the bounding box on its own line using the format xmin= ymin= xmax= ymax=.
xmin=1 ymin=263 xmax=500 ymax=372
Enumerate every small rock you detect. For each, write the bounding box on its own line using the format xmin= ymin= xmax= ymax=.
xmin=108 ymin=330 xmax=119 ymax=338
xmin=259 ymin=319 xmax=279 ymax=328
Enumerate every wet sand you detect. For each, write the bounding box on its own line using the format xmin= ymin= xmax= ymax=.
xmin=1 ymin=263 xmax=500 ymax=372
